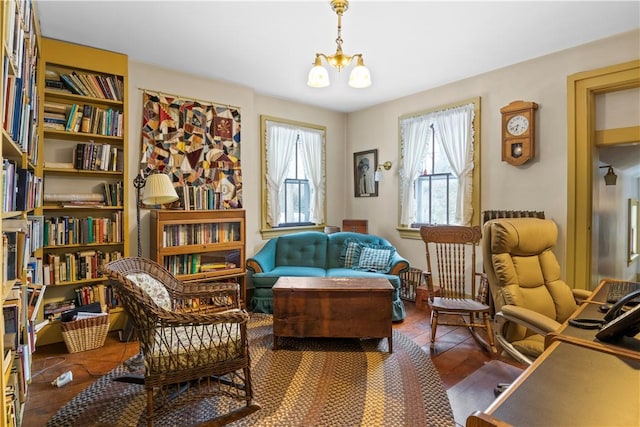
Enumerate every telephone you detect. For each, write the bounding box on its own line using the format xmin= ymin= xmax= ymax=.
xmin=596 ymin=290 xmax=640 ymax=342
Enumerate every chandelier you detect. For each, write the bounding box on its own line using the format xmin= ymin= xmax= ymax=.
xmin=307 ymin=0 xmax=371 ymax=88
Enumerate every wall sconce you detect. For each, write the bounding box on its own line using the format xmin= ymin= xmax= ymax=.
xmin=599 ymin=165 xmax=617 ymax=186
xmin=374 ymin=161 xmax=392 ymax=182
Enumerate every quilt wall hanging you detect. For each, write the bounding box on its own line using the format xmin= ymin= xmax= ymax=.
xmin=140 ymin=91 xmax=242 ymax=209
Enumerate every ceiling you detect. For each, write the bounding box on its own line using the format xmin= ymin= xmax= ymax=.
xmin=36 ymin=1 xmax=639 ymax=114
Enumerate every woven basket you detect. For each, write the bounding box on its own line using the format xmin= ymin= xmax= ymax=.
xmin=60 ymin=314 xmax=109 ymax=353
xmin=400 ymin=267 xmax=424 ymax=302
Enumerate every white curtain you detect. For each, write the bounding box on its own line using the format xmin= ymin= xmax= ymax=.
xmin=265 ymin=121 xmax=297 ymax=226
xmin=299 ymin=128 xmax=325 ymax=224
xmin=433 ymin=103 xmax=475 ymax=225
xmin=399 ymin=115 xmax=431 ymax=226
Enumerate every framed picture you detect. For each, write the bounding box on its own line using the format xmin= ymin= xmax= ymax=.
xmin=353 ymin=149 xmax=378 ymax=197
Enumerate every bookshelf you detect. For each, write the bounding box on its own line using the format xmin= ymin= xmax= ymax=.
xmin=150 ymin=209 xmax=247 ymax=305
xmin=1 ymin=1 xmax=41 ymax=425
xmin=33 ymin=38 xmax=129 ymax=346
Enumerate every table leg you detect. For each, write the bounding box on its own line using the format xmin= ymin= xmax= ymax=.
xmin=388 ymin=336 xmax=393 ymax=353
xmin=273 ymin=334 xmax=278 ymax=350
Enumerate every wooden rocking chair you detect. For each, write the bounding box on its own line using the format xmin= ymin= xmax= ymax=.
xmin=420 ymin=225 xmax=496 ymax=354
xmin=103 ymin=257 xmax=260 ymax=426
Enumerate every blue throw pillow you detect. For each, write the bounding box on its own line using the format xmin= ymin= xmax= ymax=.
xmin=340 ymin=238 xmax=362 ymax=268
xmin=352 ymin=243 xmax=395 ymax=273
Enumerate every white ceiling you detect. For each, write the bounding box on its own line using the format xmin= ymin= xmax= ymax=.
xmin=36 ymin=1 xmax=639 ymax=113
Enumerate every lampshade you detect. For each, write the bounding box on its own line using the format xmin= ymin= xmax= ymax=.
xmin=604 ymin=166 xmax=617 ymax=186
xmin=348 ymin=56 xmax=371 ymax=88
xmin=307 ymin=57 xmax=330 ymax=88
xmin=142 ymin=173 xmax=179 ymax=205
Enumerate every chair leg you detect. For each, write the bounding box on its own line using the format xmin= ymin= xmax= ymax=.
xmin=483 ymin=312 xmax=498 ymax=355
xmin=147 ymin=389 xmax=154 ymax=427
xmin=430 ymin=311 xmax=439 ymax=346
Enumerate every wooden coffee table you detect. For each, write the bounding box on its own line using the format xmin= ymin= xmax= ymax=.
xmin=272 ymin=276 xmax=394 ymax=353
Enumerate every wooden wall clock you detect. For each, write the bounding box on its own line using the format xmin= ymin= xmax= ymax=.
xmin=500 ymin=100 xmax=538 ymax=166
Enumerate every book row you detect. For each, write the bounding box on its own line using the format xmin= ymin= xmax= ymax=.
xmin=72 ymin=142 xmax=124 ymax=172
xmin=43 ymin=213 xmax=124 ymax=247
xmin=2 ymin=159 xmax=43 ymax=212
xmin=175 ymin=186 xmax=226 ymax=211
xmin=2 ymin=0 xmax=39 ymax=165
xmin=43 ymin=250 xmax=123 ymax=286
xmin=2 ymin=217 xmax=44 ymax=283
xmin=45 ymin=68 xmax=124 ymax=101
xmin=43 ymin=102 xmax=124 ymax=137
xmin=162 ymin=249 xmax=240 ymax=276
xmin=162 ymin=222 xmax=241 ymax=247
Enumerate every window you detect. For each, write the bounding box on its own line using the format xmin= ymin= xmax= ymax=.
xmin=260 ymin=116 xmax=326 ymax=236
xmin=398 ymin=98 xmax=481 ymax=232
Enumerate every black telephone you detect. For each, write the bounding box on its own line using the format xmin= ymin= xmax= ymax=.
xmin=596 ymin=290 xmax=640 ymax=342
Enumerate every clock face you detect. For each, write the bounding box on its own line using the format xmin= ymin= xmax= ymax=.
xmin=506 ymin=114 xmax=529 ymax=136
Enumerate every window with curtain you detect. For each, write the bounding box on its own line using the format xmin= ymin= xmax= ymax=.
xmin=398 ymin=98 xmax=481 ymax=232
xmin=261 ymin=116 xmax=326 ymax=236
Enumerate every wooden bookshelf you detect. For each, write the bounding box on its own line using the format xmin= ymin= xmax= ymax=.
xmin=33 ymin=38 xmax=129 ymax=347
xmin=150 ymin=209 xmax=247 ymax=306
xmin=1 ymin=1 xmax=41 ymax=425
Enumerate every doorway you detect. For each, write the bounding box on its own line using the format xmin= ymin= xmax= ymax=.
xmin=566 ymin=60 xmax=640 ymax=290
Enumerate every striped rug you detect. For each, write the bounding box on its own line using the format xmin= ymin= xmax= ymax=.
xmin=48 ymin=313 xmax=454 ymax=426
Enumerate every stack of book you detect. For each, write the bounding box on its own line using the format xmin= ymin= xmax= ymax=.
xmin=42 ymin=101 xmax=67 ymax=131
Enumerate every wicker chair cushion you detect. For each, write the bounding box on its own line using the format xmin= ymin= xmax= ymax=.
xmin=150 ymin=323 xmax=242 ymax=372
xmin=126 ymin=273 xmax=172 ymax=311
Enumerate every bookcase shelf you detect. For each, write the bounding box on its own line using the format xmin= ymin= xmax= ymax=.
xmin=34 ymin=37 xmax=129 ymax=348
xmin=151 ymin=209 xmax=247 ymax=306
xmin=1 ymin=1 xmax=41 ymax=425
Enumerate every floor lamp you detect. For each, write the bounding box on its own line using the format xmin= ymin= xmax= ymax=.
xmin=121 ymin=171 xmax=178 ymax=376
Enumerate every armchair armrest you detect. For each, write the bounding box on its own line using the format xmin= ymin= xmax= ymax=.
xmin=172 ymin=282 xmax=241 ymax=311
xmin=572 ymin=288 xmax=593 ymax=303
xmin=156 ymin=307 xmax=250 ymax=328
xmin=246 ymin=238 xmax=278 ymax=274
xmin=500 ymin=304 xmax=562 ymax=336
xmin=388 ymin=252 xmax=410 ymax=276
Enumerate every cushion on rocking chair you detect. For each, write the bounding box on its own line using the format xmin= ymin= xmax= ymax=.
xmin=150 ymin=322 xmax=243 ymax=372
xmin=126 ymin=273 xmax=172 ymax=310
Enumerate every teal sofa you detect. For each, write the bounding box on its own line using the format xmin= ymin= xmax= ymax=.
xmin=246 ymin=231 xmax=410 ymax=321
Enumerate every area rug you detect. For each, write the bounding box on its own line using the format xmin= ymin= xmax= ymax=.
xmin=47 ymin=313 xmax=454 ymax=426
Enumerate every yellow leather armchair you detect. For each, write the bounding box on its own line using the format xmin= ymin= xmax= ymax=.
xmin=482 ymin=218 xmax=591 ymax=364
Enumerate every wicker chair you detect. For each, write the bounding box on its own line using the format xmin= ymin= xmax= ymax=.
xmin=102 ymin=257 xmax=259 ymax=426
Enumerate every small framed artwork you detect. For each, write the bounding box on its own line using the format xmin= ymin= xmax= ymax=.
xmin=353 ymin=149 xmax=378 ymax=197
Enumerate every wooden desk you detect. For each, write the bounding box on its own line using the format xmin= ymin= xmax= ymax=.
xmin=547 ymin=278 xmax=640 ymax=359
xmin=467 ymin=278 xmax=640 ymax=426
xmin=468 ymin=340 xmax=640 ymax=426
xmin=272 ymin=277 xmax=393 ymax=352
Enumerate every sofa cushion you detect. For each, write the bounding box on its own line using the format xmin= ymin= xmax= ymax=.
xmin=252 ymin=266 xmax=328 ymax=288
xmin=340 ymin=238 xmax=361 ymax=268
xmin=352 ymin=243 xmax=396 ymax=273
xmin=275 ymin=231 xmax=328 ymax=268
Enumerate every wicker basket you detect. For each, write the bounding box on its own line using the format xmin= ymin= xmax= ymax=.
xmin=60 ymin=314 xmax=109 ymax=353
xmin=400 ymin=267 xmax=424 ymax=302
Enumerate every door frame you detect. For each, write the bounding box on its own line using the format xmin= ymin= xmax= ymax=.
xmin=566 ymin=60 xmax=640 ymax=290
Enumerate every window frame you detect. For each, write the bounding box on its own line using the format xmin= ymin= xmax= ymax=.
xmin=396 ymin=97 xmax=482 ymax=240
xmin=260 ymin=115 xmax=327 ymax=239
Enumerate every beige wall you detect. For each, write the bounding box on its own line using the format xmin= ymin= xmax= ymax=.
xmin=126 ymin=62 xmax=347 ymax=259
xmin=126 ymin=30 xmax=639 ymax=284
xmin=346 ymin=30 xmax=640 ymax=275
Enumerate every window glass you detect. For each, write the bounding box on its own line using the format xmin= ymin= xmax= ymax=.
xmin=398 ymin=98 xmax=481 ymax=233
xmin=260 ymin=116 xmax=326 ymax=236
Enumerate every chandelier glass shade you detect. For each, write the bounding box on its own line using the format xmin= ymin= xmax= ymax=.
xmin=307 ymin=0 xmax=371 ymax=88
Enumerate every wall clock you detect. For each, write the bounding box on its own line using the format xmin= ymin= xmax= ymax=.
xmin=500 ymin=100 xmax=538 ymax=166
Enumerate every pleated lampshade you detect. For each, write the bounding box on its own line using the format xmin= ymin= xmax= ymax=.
xmin=142 ymin=173 xmax=179 ymax=206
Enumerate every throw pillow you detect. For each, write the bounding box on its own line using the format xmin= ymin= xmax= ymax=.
xmin=340 ymin=238 xmax=362 ymax=268
xmin=126 ymin=273 xmax=172 ymax=311
xmin=352 ymin=243 xmax=396 ymax=273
